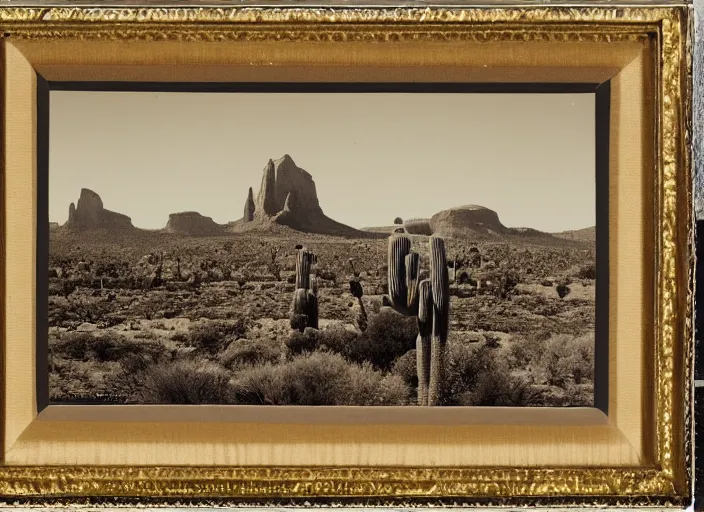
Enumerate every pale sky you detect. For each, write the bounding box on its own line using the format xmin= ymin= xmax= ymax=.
xmin=49 ymin=91 xmax=595 ymax=232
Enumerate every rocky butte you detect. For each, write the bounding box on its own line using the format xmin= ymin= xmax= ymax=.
xmin=430 ymin=205 xmax=510 ymax=238
xmin=164 ymin=211 xmax=224 ymax=236
xmin=239 ymin=154 xmax=382 ymax=238
xmin=397 ymin=205 xmax=592 ymax=246
xmin=63 ymin=188 xmax=133 ymax=231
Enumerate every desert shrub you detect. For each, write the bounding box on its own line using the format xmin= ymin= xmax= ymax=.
xmin=469 ymin=365 xmax=543 ymax=406
xmin=484 ymin=332 xmax=501 ymax=348
xmin=52 ymin=329 xmax=163 ymax=364
xmin=89 ymin=332 xmax=136 ymax=362
xmin=49 ymin=331 xmax=94 ymax=360
xmin=331 ymin=309 xmax=417 ymax=370
xmin=556 ymin=284 xmax=571 ymax=299
xmin=134 ymin=330 xmax=157 ymax=340
xmin=576 ymin=263 xmax=597 ymax=280
xmin=220 ymin=339 xmax=282 ymax=370
xmin=507 ymin=334 xmax=548 ymax=371
xmin=186 ymin=319 xmax=248 ymax=352
xmin=391 ymin=349 xmax=419 ymax=389
xmin=133 ymin=360 xmax=233 ymax=404
xmin=170 ymin=331 xmax=188 ymax=342
xmin=562 ymin=382 xmax=594 ymax=406
xmin=442 ymin=342 xmax=541 ymax=406
xmin=555 ymin=333 xmax=594 ymax=385
xmin=532 ymin=333 xmax=594 ymax=388
xmin=285 ymin=327 xmax=320 ymax=354
xmin=315 ymin=325 xmax=360 ymax=352
xmin=442 ymin=343 xmax=493 ymax=404
xmin=231 ymin=351 xmax=410 ymax=406
xmin=495 ymin=269 xmax=520 ymax=299
xmin=64 ymin=297 xmax=114 ymax=324
xmin=535 ymin=334 xmax=571 ymax=387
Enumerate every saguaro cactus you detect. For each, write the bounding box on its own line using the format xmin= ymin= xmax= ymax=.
xmin=386 ymin=234 xmax=450 ymax=406
xmin=290 ymin=248 xmax=318 ymax=332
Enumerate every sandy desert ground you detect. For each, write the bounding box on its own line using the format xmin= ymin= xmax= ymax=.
xmin=47 ymin=226 xmax=596 ymax=407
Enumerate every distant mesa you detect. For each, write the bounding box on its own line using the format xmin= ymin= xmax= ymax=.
xmin=238 ymin=154 xmax=382 ymax=238
xmin=63 ymin=188 xmax=133 ymax=231
xmin=429 ymin=205 xmax=509 ymax=238
xmin=358 ymin=205 xmax=595 ymax=246
xmin=551 ymin=226 xmax=596 ymax=243
xmin=164 ymin=211 xmax=224 ymax=236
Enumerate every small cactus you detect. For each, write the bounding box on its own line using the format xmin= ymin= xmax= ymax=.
xmin=290 ymin=248 xmax=318 ymax=332
xmin=349 ymin=279 xmax=367 ymax=332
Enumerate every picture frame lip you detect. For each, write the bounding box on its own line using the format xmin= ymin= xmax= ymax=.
xmin=0 ymin=2 xmax=692 ymax=505
xmin=0 ymin=2 xmax=693 ymax=25
xmin=0 ymin=466 xmax=686 ymax=506
xmin=0 ymin=0 xmax=693 ymax=7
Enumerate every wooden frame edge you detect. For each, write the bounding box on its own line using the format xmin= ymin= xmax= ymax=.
xmin=0 ymin=4 xmax=693 ymax=505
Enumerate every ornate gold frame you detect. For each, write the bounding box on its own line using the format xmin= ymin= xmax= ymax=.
xmin=0 ymin=3 xmax=693 ymax=506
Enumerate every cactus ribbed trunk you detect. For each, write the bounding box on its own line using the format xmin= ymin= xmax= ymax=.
xmin=290 ymin=249 xmax=318 ymax=332
xmin=416 ymin=279 xmax=433 ymax=406
xmin=427 ymin=236 xmax=450 ymax=406
xmin=388 ymin=235 xmax=411 ymax=313
xmin=296 ymin=250 xmax=313 ymax=290
xmin=405 ymin=252 xmax=421 ymax=312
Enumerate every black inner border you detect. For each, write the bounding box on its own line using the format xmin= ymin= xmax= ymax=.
xmin=36 ymin=80 xmax=610 ymax=414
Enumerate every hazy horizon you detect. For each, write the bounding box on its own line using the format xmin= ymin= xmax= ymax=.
xmin=49 ymin=91 xmax=596 ymax=232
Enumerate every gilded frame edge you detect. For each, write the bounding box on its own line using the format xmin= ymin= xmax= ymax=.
xmin=0 ymin=4 xmax=693 ymax=506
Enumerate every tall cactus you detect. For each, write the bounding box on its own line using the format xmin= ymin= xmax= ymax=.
xmin=386 ymin=234 xmax=450 ymax=406
xmin=428 ymin=236 xmax=449 ymax=406
xmin=290 ymin=248 xmax=318 ymax=332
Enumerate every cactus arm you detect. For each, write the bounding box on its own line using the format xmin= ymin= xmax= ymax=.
xmin=388 ymin=234 xmax=411 ymax=312
xmin=416 ymin=279 xmax=433 ymax=406
xmin=428 ymin=236 xmax=450 ymax=406
xmin=405 ymin=252 xmax=421 ymax=314
xmin=429 ymin=236 xmax=450 ymax=341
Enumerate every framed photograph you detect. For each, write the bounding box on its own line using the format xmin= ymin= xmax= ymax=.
xmin=0 ymin=1 xmax=694 ymax=506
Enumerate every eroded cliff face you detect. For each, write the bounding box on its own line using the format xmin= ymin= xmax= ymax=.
xmin=64 ymin=188 xmax=133 ymax=230
xmin=242 ymin=155 xmax=376 ymax=238
xmin=252 ymin=155 xmax=323 ymax=222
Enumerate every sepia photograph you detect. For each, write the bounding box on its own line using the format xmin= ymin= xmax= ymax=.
xmin=46 ymin=89 xmax=599 ymax=407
